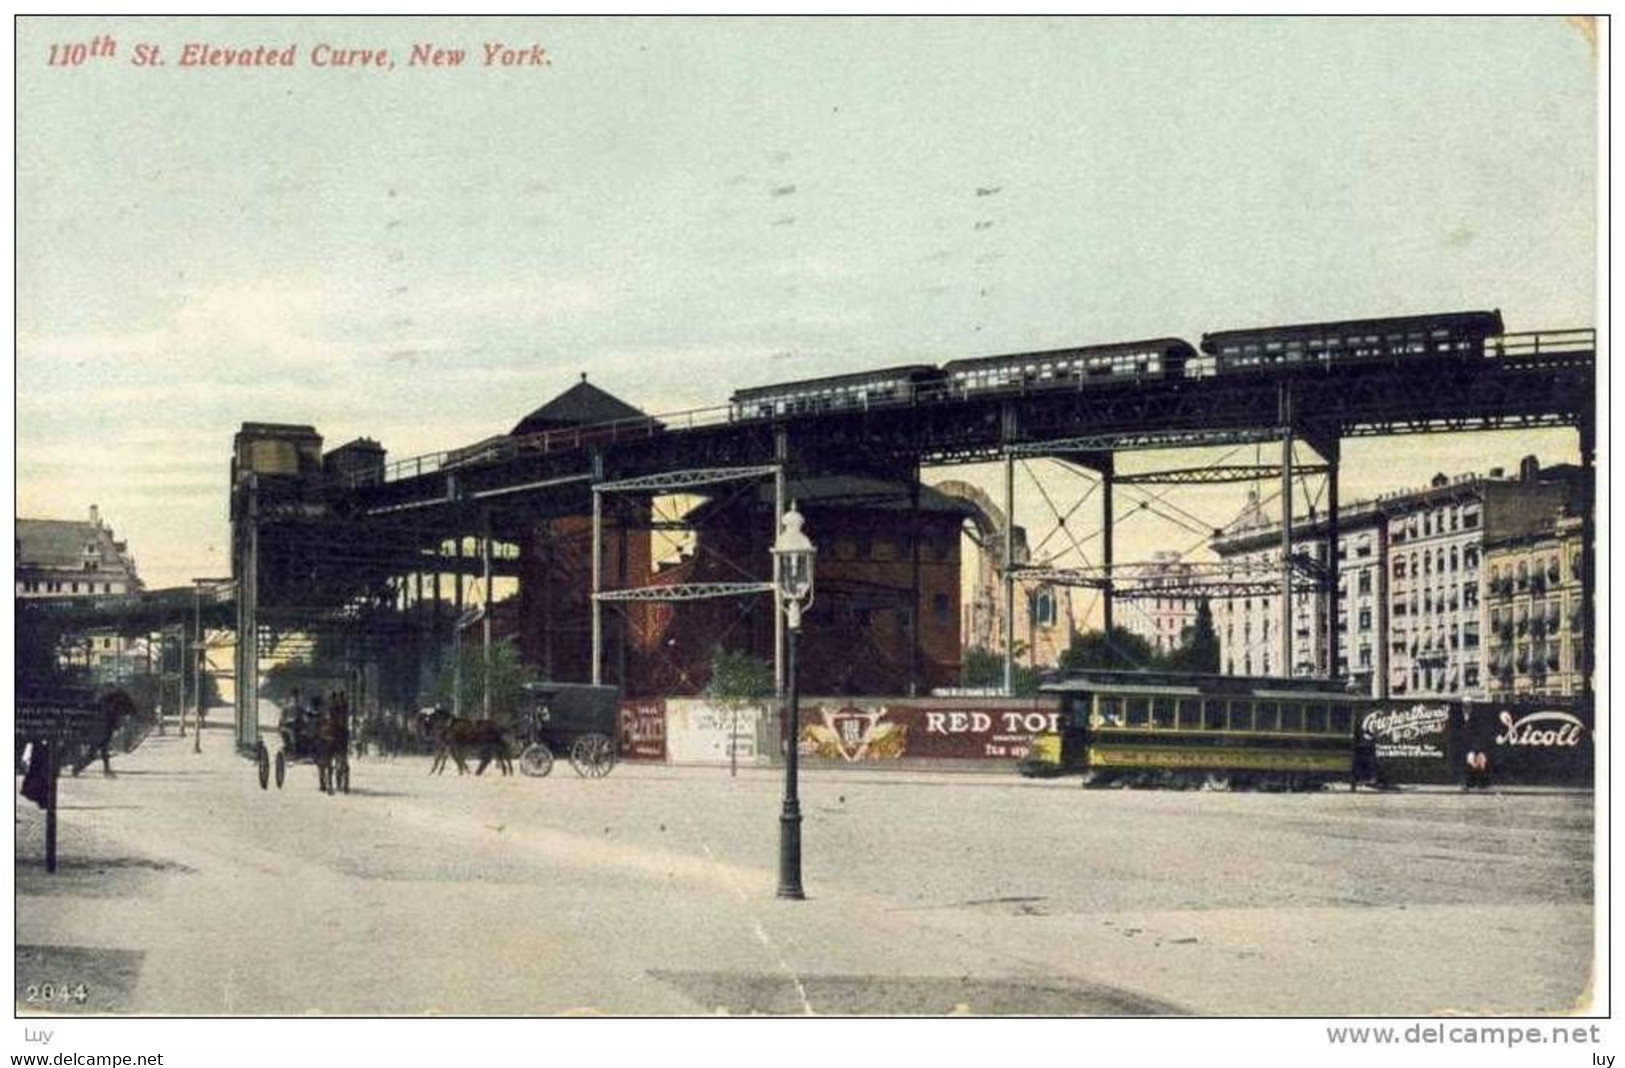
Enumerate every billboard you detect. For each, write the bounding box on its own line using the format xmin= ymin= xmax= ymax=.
xmin=796 ymin=698 xmax=1061 ymax=762
xmin=617 ymin=698 xmax=667 ymax=762
xmin=1363 ymin=697 xmax=1593 ymax=786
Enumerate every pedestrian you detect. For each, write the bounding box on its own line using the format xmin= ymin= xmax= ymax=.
xmin=1352 ymin=733 xmax=1377 ymax=792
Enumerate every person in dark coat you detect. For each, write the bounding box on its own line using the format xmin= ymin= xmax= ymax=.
xmin=1351 ymin=732 xmax=1378 ymax=791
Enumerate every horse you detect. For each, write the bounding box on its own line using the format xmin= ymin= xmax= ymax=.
xmin=71 ymin=690 xmax=136 ymax=778
xmin=314 ymin=694 xmax=351 ymax=794
xmin=424 ymin=709 xmax=513 ymax=776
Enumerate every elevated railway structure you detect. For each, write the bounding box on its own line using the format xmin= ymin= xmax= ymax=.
xmin=24 ymin=322 xmax=1594 ymax=753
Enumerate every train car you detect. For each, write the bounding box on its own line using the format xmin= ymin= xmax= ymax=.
xmin=1038 ymin=670 xmax=1362 ymax=789
xmin=942 ymin=338 xmax=1196 ymax=396
xmin=1199 ymin=310 xmax=1505 ymax=374
xmin=729 ymin=365 xmax=941 ymax=421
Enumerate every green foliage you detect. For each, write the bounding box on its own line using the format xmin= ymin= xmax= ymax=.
xmin=960 ymin=644 xmax=1043 ymax=697
xmin=1059 ymin=598 xmax=1221 ymax=676
xmin=705 ymin=646 xmax=775 ymax=709
xmin=1058 ymin=627 xmax=1160 ymax=672
xmin=1163 ymin=599 xmax=1221 ymax=674
xmin=431 ymin=638 xmax=537 ymax=723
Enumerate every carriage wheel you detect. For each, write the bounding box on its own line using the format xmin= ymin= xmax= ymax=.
xmin=274 ymin=750 xmax=286 ymax=789
xmin=569 ymin=734 xmax=616 ymax=779
xmin=519 ymin=742 xmax=554 ymax=778
xmin=256 ymin=741 xmax=269 ymax=790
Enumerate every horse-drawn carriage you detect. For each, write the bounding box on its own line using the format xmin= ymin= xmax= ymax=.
xmin=256 ymin=697 xmax=350 ymax=793
xmin=511 ymin=682 xmax=619 ymax=778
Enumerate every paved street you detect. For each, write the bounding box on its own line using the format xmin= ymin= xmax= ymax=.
xmin=16 ymin=708 xmax=1594 ymax=1016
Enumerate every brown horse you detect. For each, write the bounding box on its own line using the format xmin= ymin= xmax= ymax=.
xmin=315 ymin=694 xmax=351 ymax=794
xmin=71 ymin=690 xmax=136 ymax=778
xmin=425 ymin=710 xmax=512 ymax=776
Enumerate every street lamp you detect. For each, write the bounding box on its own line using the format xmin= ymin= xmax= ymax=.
xmin=772 ymin=503 xmax=816 ymax=900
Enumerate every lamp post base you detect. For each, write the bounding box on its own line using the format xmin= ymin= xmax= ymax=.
xmin=777 ymin=802 xmax=805 ymax=900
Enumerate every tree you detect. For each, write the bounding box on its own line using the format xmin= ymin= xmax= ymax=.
xmin=960 ymin=644 xmax=1043 ymax=696
xmin=704 ymin=646 xmax=775 ymax=708
xmin=1164 ymin=599 xmax=1220 ymax=674
xmin=704 ymin=646 xmax=775 ymax=774
xmin=431 ymin=638 xmax=536 ymax=723
xmin=1058 ymin=627 xmax=1159 ymax=672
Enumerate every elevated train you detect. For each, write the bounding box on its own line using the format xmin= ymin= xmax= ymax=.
xmin=726 ymin=309 xmax=1505 ymax=423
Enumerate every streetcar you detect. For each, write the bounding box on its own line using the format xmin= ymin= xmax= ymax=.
xmin=1030 ymin=670 xmax=1362 ymax=790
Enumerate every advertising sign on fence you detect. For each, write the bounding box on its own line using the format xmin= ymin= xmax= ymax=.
xmin=1465 ymin=698 xmax=1593 ymax=786
xmin=1364 ymin=697 xmax=1593 ymax=786
xmin=1362 ymin=702 xmax=1453 ymax=784
xmin=665 ymin=700 xmax=762 ymax=765
xmin=797 ymin=698 xmax=1061 ymax=762
xmin=617 ymin=698 xmax=667 ymax=762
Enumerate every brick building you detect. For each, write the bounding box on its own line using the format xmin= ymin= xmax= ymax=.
xmin=628 ymin=476 xmax=972 ymax=696
xmin=1483 ymin=514 xmax=1586 ymax=697
xmin=1211 ymin=457 xmax=1583 ymax=699
xmin=504 ymin=379 xmax=970 ymax=696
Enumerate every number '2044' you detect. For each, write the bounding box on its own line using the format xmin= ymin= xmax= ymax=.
xmin=24 ymin=983 xmax=88 ymax=1003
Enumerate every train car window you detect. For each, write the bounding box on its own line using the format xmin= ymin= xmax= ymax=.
xmin=1329 ymin=707 xmax=1353 ymax=735
xmin=1097 ymin=696 xmax=1124 ymax=727
xmin=1126 ymin=697 xmax=1150 ymax=728
xmin=1176 ymin=698 xmax=1199 ymax=730
xmin=1306 ymin=704 xmax=1329 ymax=733
xmin=1256 ymin=702 xmax=1280 ymax=732
xmin=1202 ymin=699 xmax=1226 ymax=730
xmin=1228 ymin=700 xmax=1253 ymax=732
xmin=1151 ymin=698 xmax=1175 ymax=729
xmin=1280 ymin=703 xmax=1304 ymax=733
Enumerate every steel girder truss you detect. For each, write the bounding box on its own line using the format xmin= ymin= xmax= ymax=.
xmin=1010 ymin=559 xmax=1322 ymax=601
xmin=594 ymin=581 xmax=776 ymax=602
xmin=1113 ymin=463 xmax=1328 ymax=486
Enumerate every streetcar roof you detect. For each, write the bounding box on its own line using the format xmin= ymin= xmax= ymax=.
xmin=1043 ymin=669 xmax=1363 ymax=699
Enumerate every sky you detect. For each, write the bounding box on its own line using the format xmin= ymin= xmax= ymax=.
xmin=14 ymin=16 xmax=1600 ymax=607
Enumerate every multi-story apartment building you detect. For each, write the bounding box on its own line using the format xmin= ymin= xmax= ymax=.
xmin=1211 ymin=457 xmax=1581 ymax=699
xmin=1483 ymin=514 xmax=1585 ymax=697
xmin=16 ymin=505 xmax=145 ymax=672
xmin=1211 ymin=492 xmax=1384 ymax=686
xmin=1122 ymin=551 xmax=1201 ymax=655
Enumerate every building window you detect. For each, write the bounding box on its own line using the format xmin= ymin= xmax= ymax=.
xmin=1358 ymin=571 xmax=1371 ymax=595
xmin=1358 ymin=608 xmax=1371 ymax=631
xmin=933 ymin=593 xmax=951 ymax=627
xmin=1031 ymin=590 xmax=1056 ymax=628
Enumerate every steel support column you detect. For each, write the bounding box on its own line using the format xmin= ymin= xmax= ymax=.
xmin=909 ymin=468 xmax=922 ymax=697
xmin=1279 ymin=389 xmax=1294 ymax=678
xmin=1102 ymin=455 xmax=1115 ymax=638
xmin=1003 ymin=448 xmax=1016 ymax=695
xmin=481 ymin=510 xmax=493 ymax=719
xmin=1323 ymin=436 xmax=1340 ymax=680
xmin=774 ymin=429 xmax=788 ymax=700
xmin=591 ymin=487 xmax=603 ymax=687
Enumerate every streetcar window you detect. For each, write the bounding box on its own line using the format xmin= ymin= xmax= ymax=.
xmin=1202 ymin=699 xmax=1226 ymax=730
xmin=1151 ymin=698 xmax=1176 ymax=729
xmin=1228 ymin=701 xmax=1253 ymax=732
xmin=1177 ymin=699 xmax=1200 ymax=730
xmin=1096 ymin=696 xmax=1124 ymax=727
xmin=1126 ymin=698 xmax=1150 ymax=727
xmin=1256 ymin=702 xmax=1280 ymax=732
xmin=1329 ymin=707 xmax=1353 ymax=735
xmin=1306 ymin=704 xmax=1329 ymax=733
xmin=1280 ymin=703 xmax=1304 ymax=733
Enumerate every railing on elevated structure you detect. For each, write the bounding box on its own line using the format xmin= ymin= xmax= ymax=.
xmin=335 ymin=327 xmax=1594 ymax=490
